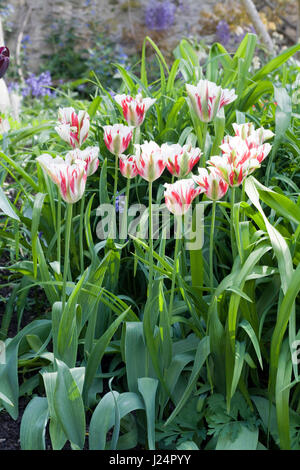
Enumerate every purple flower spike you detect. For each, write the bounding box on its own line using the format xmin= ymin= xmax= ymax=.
xmin=145 ymin=1 xmax=176 ymax=31
xmin=0 ymin=47 xmax=10 ymax=79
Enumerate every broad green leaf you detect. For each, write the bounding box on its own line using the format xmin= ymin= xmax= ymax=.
xmin=138 ymin=377 xmax=158 ymax=450
xmin=20 ymin=397 xmax=49 ymax=450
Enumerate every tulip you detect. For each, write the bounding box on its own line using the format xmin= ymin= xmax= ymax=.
xmin=37 ymin=153 xmax=87 ymax=204
xmin=119 ymin=154 xmax=138 ymax=179
xmin=208 ymin=135 xmax=272 ymax=188
xmin=134 ymin=141 xmax=166 ymax=182
xmin=162 ymin=143 xmax=202 ymax=178
xmin=66 ymin=146 xmax=99 ymax=176
xmin=114 ymin=93 xmax=156 ymax=127
xmin=186 ymin=79 xmax=237 ymax=123
xmin=55 ymin=107 xmax=90 ymax=148
xmin=0 ymin=47 xmax=9 ymax=79
xmin=231 ymin=122 xmax=274 ymax=146
xmin=103 ymin=124 xmax=133 ymax=155
xmin=164 ymin=179 xmax=203 ymax=216
xmin=193 ymin=167 xmax=228 ymax=201
xmin=220 ymin=135 xmax=272 ymax=169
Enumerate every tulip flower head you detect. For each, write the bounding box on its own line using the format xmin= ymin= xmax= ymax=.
xmin=208 ymin=134 xmax=272 ymax=187
xmin=66 ymin=146 xmax=99 ymax=176
xmin=231 ymin=122 xmax=274 ymax=146
xmin=55 ymin=107 xmax=90 ymax=149
xmin=186 ymin=79 xmax=237 ymax=123
xmin=162 ymin=143 xmax=202 ymax=178
xmin=164 ymin=179 xmax=203 ymax=216
xmin=119 ymin=154 xmax=138 ymax=179
xmin=0 ymin=47 xmax=9 ymax=79
xmin=103 ymin=124 xmax=133 ymax=155
xmin=114 ymin=93 xmax=156 ymax=127
xmin=193 ymin=167 xmax=228 ymax=201
xmin=37 ymin=153 xmax=87 ymax=204
xmin=134 ymin=141 xmax=166 ymax=182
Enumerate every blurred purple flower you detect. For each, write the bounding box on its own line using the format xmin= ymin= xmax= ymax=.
xmin=145 ymin=1 xmax=176 ymax=31
xmin=7 ymin=81 xmax=20 ymax=93
xmin=216 ymin=20 xmax=231 ymax=46
xmin=23 ymin=71 xmax=54 ymax=98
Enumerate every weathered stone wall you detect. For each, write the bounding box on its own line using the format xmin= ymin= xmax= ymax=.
xmin=3 ymin=0 xmax=217 ymax=72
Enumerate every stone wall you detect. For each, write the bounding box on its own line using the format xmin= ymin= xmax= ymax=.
xmin=3 ymin=0 xmax=217 ymax=72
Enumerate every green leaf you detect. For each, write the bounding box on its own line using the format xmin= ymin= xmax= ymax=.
xmin=0 ymin=186 xmax=20 ymax=221
xmin=83 ymin=308 xmax=130 ymax=404
xmin=164 ymin=336 xmax=210 ymax=426
xmin=88 ymin=96 xmax=102 ymax=119
xmin=138 ymin=377 xmax=158 ymax=450
xmin=89 ymin=391 xmax=145 ymax=450
xmin=53 ymin=360 xmax=86 ymax=449
xmin=216 ymin=424 xmax=258 ymax=450
xmin=20 ymin=397 xmax=49 ymax=450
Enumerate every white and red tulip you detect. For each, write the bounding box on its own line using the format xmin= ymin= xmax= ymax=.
xmin=208 ymin=134 xmax=271 ymax=187
xmin=114 ymin=93 xmax=156 ymax=127
xmin=164 ymin=179 xmax=203 ymax=216
xmin=103 ymin=123 xmax=133 ymax=155
xmin=193 ymin=167 xmax=228 ymax=201
xmin=161 ymin=143 xmax=202 ymax=178
xmin=220 ymin=135 xmax=272 ymax=166
xmin=119 ymin=154 xmax=138 ymax=179
xmin=55 ymin=107 xmax=90 ymax=149
xmin=66 ymin=146 xmax=99 ymax=176
xmin=232 ymin=122 xmax=274 ymax=145
xmin=134 ymin=141 xmax=166 ymax=182
xmin=37 ymin=153 xmax=87 ymax=204
xmin=186 ymin=79 xmax=237 ymax=123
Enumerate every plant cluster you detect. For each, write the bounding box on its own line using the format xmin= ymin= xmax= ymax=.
xmin=0 ymin=33 xmax=300 ymax=451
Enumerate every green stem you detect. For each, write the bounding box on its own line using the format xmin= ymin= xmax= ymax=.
xmin=209 ymin=200 xmax=216 ymax=293
xmin=113 ymin=153 xmax=119 ymax=210
xmin=62 ymin=203 xmax=73 ymax=311
xmin=169 ymin=219 xmax=181 ymax=317
xmin=121 ymin=178 xmax=131 ymax=239
xmin=57 ymin=192 xmax=61 ymax=271
xmin=79 ymin=193 xmax=85 ymax=273
xmin=148 ymin=181 xmax=153 ymax=298
xmin=230 ymin=187 xmax=236 ymax=259
xmin=241 ymin=179 xmax=246 ymax=222
xmin=134 ymin=126 xmax=140 ymax=145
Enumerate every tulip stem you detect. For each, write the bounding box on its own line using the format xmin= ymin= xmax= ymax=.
xmin=57 ymin=192 xmax=61 ymax=273
xmin=148 ymin=181 xmax=154 ymax=298
xmin=169 ymin=219 xmax=181 ymax=317
xmin=209 ymin=200 xmax=216 ymax=293
xmin=79 ymin=193 xmax=85 ymax=273
xmin=113 ymin=153 xmax=119 ymax=210
xmin=62 ymin=203 xmax=73 ymax=311
xmin=120 ymin=178 xmax=131 ymax=240
xmin=134 ymin=126 xmax=140 ymax=145
xmin=230 ymin=187 xmax=237 ymax=259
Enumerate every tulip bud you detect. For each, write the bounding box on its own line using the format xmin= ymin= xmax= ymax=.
xmin=186 ymin=79 xmax=237 ymax=123
xmin=119 ymin=154 xmax=138 ymax=179
xmin=37 ymin=153 xmax=87 ymax=204
xmin=164 ymin=179 xmax=203 ymax=216
xmin=103 ymin=124 xmax=133 ymax=155
xmin=114 ymin=93 xmax=156 ymax=127
xmin=161 ymin=143 xmax=202 ymax=178
xmin=193 ymin=167 xmax=228 ymax=201
xmin=66 ymin=146 xmax=99 ymax=176
xmin=55 ymin=107 xmax=90 ymax=148
xmin=0 ymin=47 xmax=9 ymax=79
xmin=134 ymin=141 xmax=166 ymax=182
